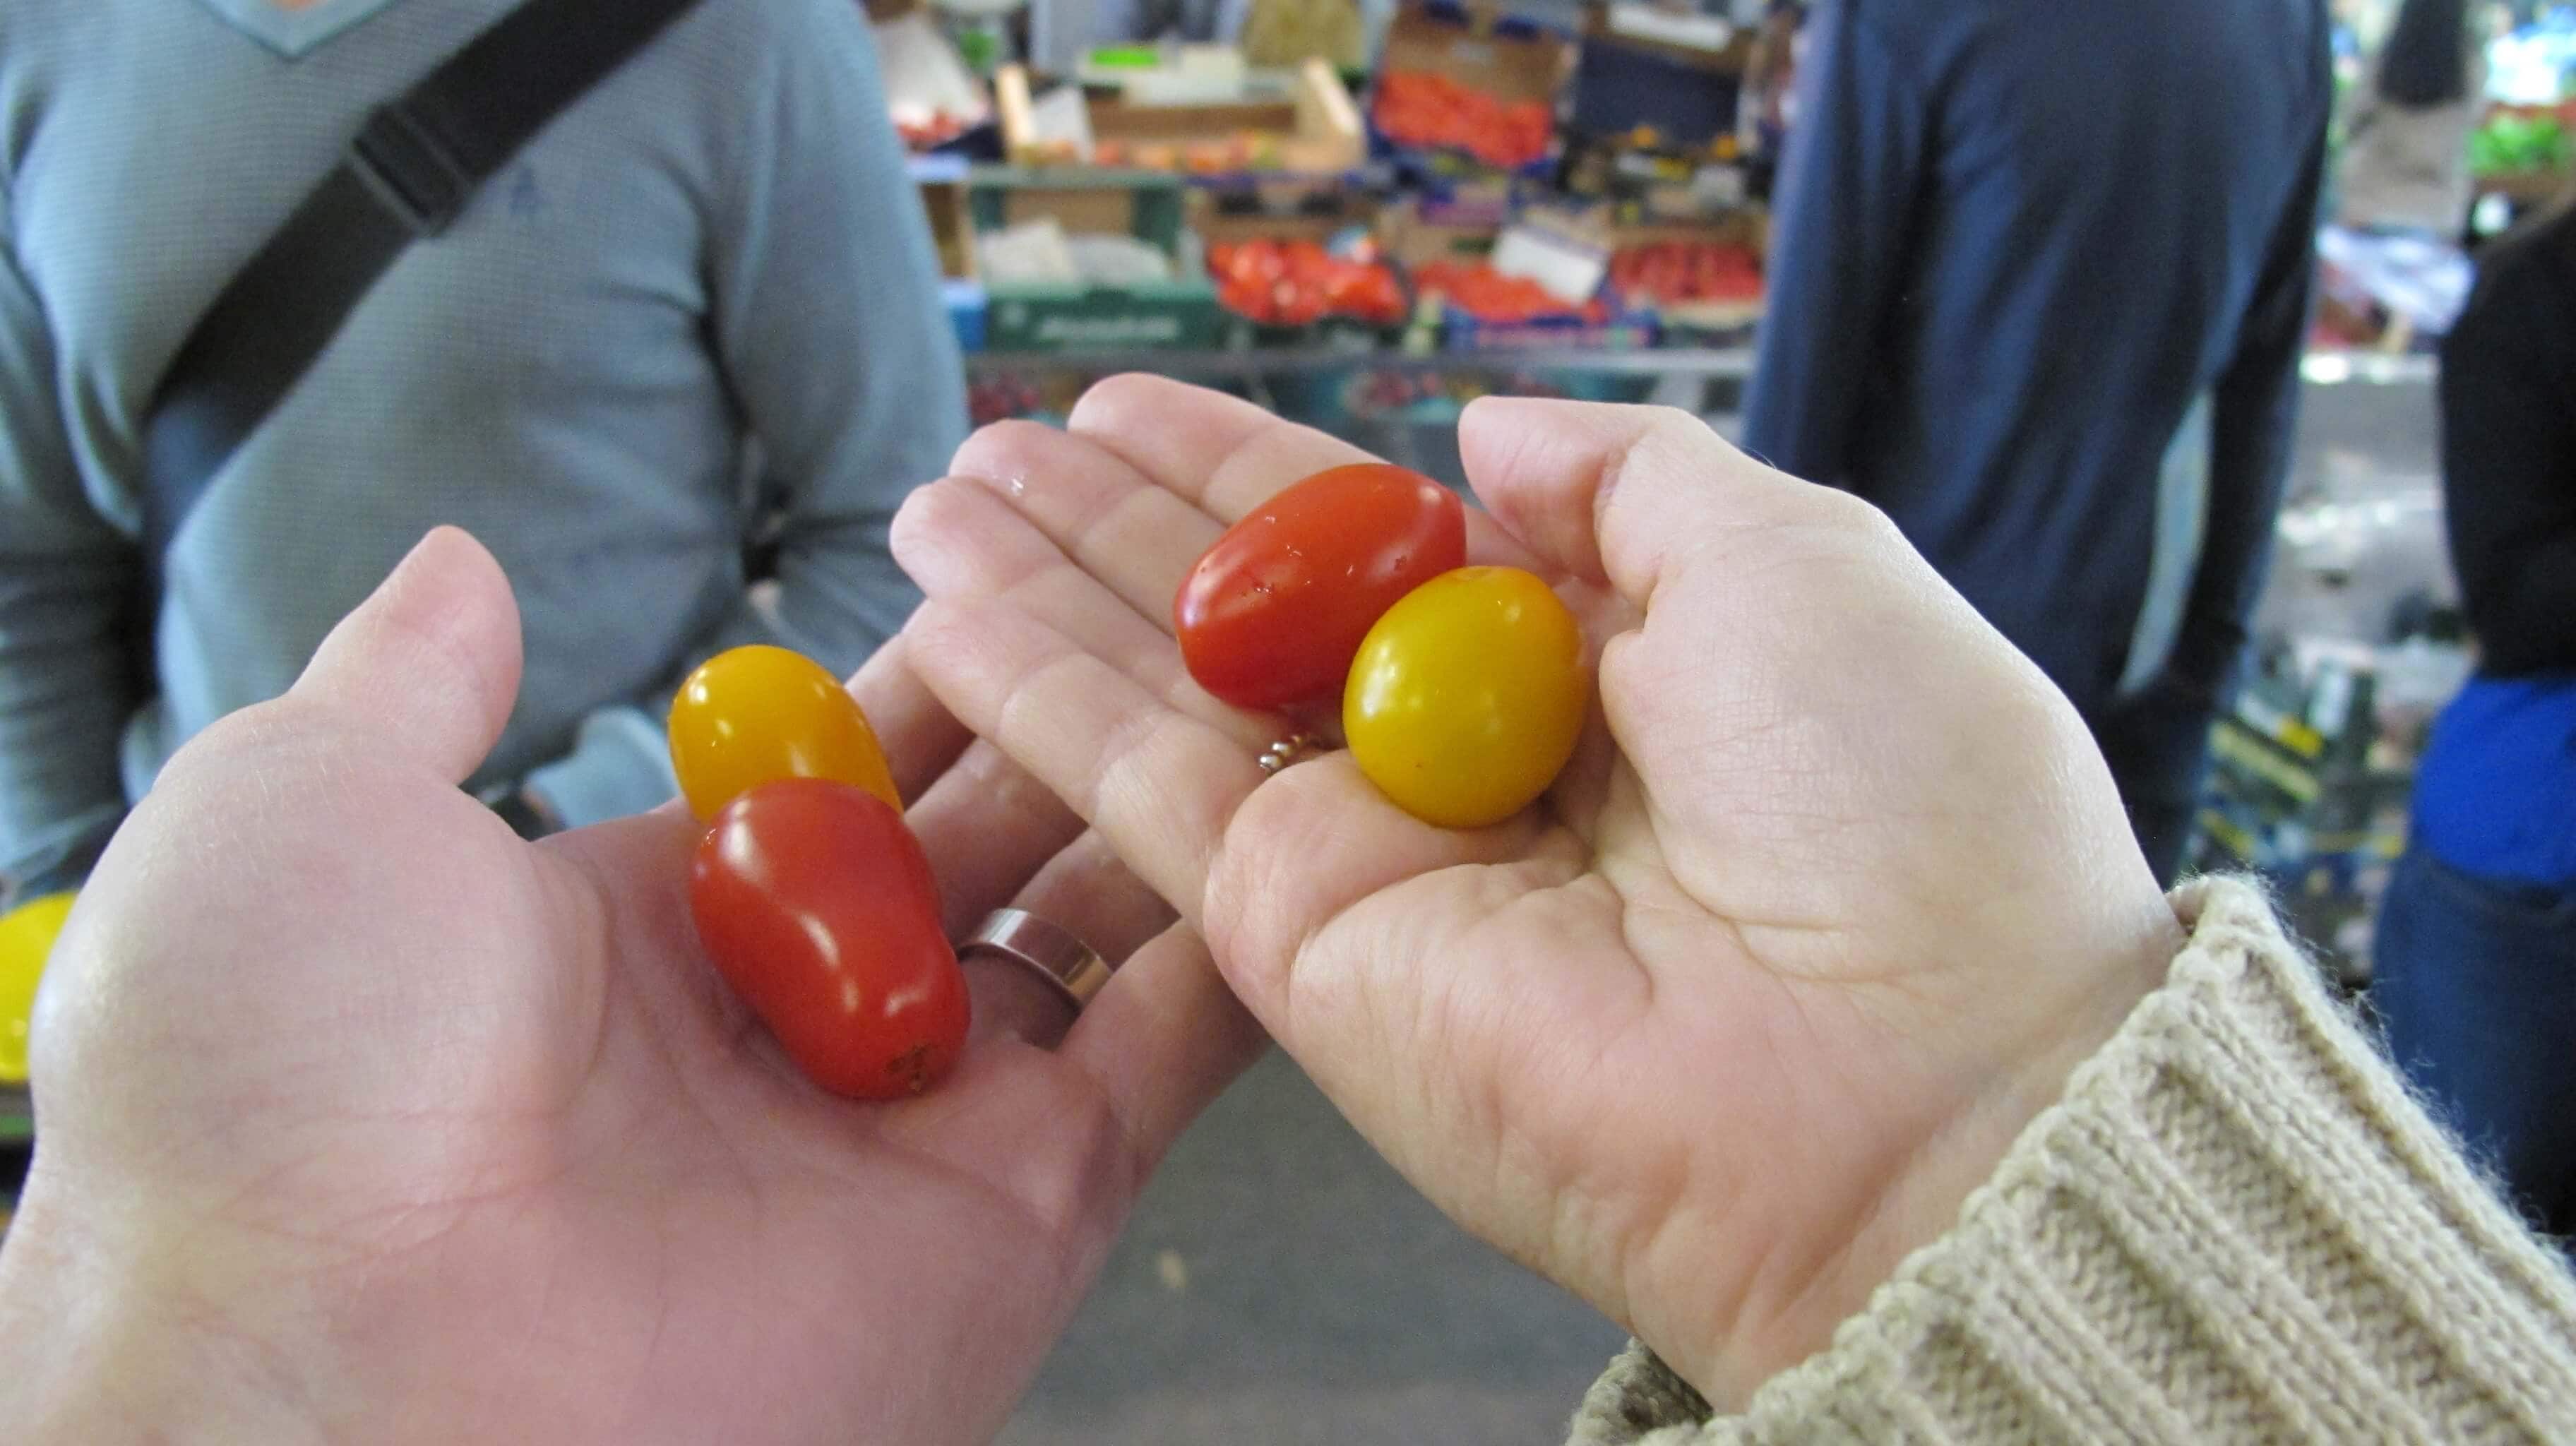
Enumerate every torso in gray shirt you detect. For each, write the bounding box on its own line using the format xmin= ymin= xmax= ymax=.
xmin=0 ymin=0 xmax=965 ymax=887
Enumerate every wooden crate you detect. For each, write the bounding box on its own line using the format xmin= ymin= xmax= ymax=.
xmin=1377 ymin=3 xmax=1570 ymax=111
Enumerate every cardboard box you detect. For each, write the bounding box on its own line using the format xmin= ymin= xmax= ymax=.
xmin=914 ymin=159 xmax=977 ymax=282
xmin=1369 ymin=2 xmax=1573 ymax=180
xmin=1188 ymin=187 xmax=1380 ymax=247
xmin=1192 ymin=193 xmax=1407 ymax=348
xmin=1568 ymin=6 xmax=1755 ymax=150
xmin=968 ymin=171 xmax=1223 ymax=352
xmin=996 ymin=57 xmax=1364 ymax=176
xmin=1375 ymin=193 xmax=1505 ymax=270
xmin=1602 ymin=211 xmax=1769 ymax=338
xmin=1378 ymin=4 xmax=1570 ymax=109
xmin=911 ymin=155 xmax=987 ymax=351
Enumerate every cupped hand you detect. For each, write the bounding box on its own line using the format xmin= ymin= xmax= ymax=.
xmin=895 ymin=378 xmax=2183 ymax=1405
xmin=0 ymin=528 xmax=1264 ymax=1443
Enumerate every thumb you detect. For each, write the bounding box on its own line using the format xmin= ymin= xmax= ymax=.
xmin=290 ymin=527 xmax=524 ymax=785
xmin=1458 ymin=398 xmax=1853 ymax=613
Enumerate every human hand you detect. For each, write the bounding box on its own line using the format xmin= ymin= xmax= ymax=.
xmin=895 ymin=378 xmax=2184 ymax=1406
xmin=0 ymin=528 xmax=1264 ymax=1442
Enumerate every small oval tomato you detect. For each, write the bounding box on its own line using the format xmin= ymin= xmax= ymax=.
xmin=691 ymin=779 xmax=967 ymax=1099
xmin=0 ymin=892 xmax=74 ymax=1084
xmin=669 ymin=645 xmax=899 ymax=821
xmin=1176 ymin=463 xmax=1466 ymax=711
xmin=1344 ymin=566 xmax=1587 ymax=830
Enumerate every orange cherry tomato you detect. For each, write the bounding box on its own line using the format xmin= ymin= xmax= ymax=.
xmin=1175 ymin=464 xmax=1467 ymax=711
xmin=691 ymin=779 xmax=967 ymax=1099
xmin=669 ymin=645 xmax=898 ymax=820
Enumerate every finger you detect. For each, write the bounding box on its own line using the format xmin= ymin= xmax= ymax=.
xmin=855 ymin=627 xmax=1099 ymax=948
xmin=1062 ymin=374 xmax=1544 ymax=570
xmin=903 ymin=739 xmax=1088 ymax=944
xmin=534 ymin=803 xmax=746 ymax=1034
xmin=941 ymin=419 xmax=1227 ymax=628
xmin=1010 ymin=830 xmax=1179 ymax=969
xmin=906 ymin=592 xmax=1546 ymax=1022
xmin=1059 ymin=924 xmax=1268 ymax=1172
xmin=905 ymin=594 xmax=1258 ymax=922
xmin=845 ymin=634 xmax=973 ymax=807
xmin=1063 ymin=374 xmax=1372 ymax=522
xmin=290 ymin=526 xmax=522 ymax=785
xmin=964 ymin=831 xmax=1177 ymax=1049
xmin=1457 ymin=398 xmax=1845 ymax=611
xmin=892 ymin=477 xmax=1283 ymax=750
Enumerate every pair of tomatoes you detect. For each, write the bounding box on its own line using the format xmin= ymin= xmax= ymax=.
xmin=667 ymin=647 xmax=966 ymax=1101
xmin=1174 ymin=464 xmax=1587 ymax=829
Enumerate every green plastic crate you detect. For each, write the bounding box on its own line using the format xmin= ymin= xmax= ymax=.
xmin=968 ymin=168 xmax=1223 ymax=352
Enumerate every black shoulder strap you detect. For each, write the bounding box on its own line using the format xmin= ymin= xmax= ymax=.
xmin=141 ymin=0 xmax=708 ymax=577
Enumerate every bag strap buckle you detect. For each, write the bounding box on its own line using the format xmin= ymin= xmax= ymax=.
xmin=347 ymin=102 xmax=473 ymax=237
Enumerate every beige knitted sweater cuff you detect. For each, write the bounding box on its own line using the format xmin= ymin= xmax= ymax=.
xmin=1566 ymin=876 xmax=2576 ymax=1445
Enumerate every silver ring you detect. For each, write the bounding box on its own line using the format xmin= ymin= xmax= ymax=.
xmin=959 ymin=909 xmax=1114 ymax=1012
xmin=1258 ymin=732 xmax=1324 ymax=775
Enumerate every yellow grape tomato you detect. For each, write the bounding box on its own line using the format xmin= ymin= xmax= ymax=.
xmin=1343 ymin=566 xmax=1587 ymax=830
xmin=669 ymin=645 xmax=900 ymax=820
xmin=0 ymin=892 xmax=75 ymax=1084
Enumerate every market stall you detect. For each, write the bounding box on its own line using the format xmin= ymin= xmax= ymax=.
xmin=882 ymin=0 xmax=1770 ymax=426
xmin=859 ymin=0 xmax=2519 ymax=992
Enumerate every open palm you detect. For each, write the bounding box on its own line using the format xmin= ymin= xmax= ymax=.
xmin=1 ymin=529 xmax=1262 ymax=1442
xmin=898 ymin=379 xmax=2182 ymax=1404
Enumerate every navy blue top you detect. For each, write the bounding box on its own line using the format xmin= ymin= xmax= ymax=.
xmin=2411 ymin=213 xmax=2576 ymax=887
xmin=1745 ymin=0 xmax=2333 ymax=718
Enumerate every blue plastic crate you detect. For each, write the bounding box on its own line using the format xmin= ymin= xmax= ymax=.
xmin=1439 ymin=300 xmax=1658 ymax=352
xmin=942 ymin=278 xmax=987 ymax=354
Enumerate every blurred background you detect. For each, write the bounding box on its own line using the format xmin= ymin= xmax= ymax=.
xmin=5 ymin=0 xmax=2570 ymax=1439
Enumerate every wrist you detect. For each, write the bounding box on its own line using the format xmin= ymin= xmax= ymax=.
xmin=1876 ymin=888 xmax=2186 ymax=1283
xmin=1665 ymin=887 xmax=2186 ymax=1406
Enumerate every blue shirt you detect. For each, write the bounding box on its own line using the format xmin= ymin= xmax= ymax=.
xmin=1746 ymin=0 xmax=2332 ymax=717
xmin=2405 ymin=215 xmax=2576 ymax=888
xmin=2414 ymin=676 xmax=2576 ymax=888
xmin=1 ymin=0 xmax=967 ymax=894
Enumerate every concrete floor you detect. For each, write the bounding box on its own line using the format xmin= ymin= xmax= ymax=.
xmin=1002 ymin=1052 xmax=1627 ymax=1445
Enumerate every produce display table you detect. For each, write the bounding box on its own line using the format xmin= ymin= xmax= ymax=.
xmin=965 ymin=344 xmax=1756 ymax=378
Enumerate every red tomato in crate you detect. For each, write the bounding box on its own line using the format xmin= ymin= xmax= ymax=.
xmin=1209 ymin=239 xmax=1406 ymax=327
xmin=1373 ymin=71 xmax=1552 ymax=169
xmin=691 ymin=779 xmax=967 ymax=1101
xmin=1174 ymin=463 xmax=1467 ymax=711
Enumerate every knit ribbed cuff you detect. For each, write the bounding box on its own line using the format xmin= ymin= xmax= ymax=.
xmin=1569 ymin=876 xmax=2576 ymax=1445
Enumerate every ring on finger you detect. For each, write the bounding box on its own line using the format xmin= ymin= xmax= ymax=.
xmin=960 ymin=909 xmax=1115 ymax=1012
xmin=1258 ymin=731 xmax=1332 ymax=775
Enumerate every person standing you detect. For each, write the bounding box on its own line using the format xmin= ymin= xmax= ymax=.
xmin=0 ymin=0 xmax=966 ymax=908
xmin=2372 ymin=194 xmax=2576 ymax=1245
xmin=2338 ymin=0 xmax=2483 ymax=237
xmin=1742 ymin=0 xmax=2333 ymax=881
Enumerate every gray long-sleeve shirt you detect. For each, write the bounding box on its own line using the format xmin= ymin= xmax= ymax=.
xmin=1 ymin=0 xmax=966 ymax=895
